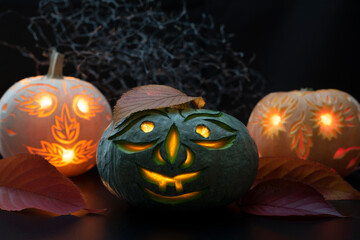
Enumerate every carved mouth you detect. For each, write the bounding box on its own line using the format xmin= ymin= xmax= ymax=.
xmin=141 ymin=187 xmax=206 ymax=204
xmin=137 ymin=166 xmax=205 ymax=204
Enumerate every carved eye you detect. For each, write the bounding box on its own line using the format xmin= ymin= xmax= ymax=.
xmin=196 ymin=125 xmax=210 ymax=138
xmin=72 ymin=94 xmax=104 ymax=119
xmin=193 ymin=124 xmax=236 ymax=150
xmin=16 ymin=90 xmax=57 ymax=117
xmin=141 ymin=121 xmax=155 ymax=133
xmin=39 ymin=94 xmax=53 ymax=109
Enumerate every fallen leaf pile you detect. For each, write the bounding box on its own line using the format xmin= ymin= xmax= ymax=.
xmin=238 ymin=156 xmax=360 ymax=217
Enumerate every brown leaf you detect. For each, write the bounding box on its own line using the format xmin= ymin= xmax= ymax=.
xmin=257 ymin=156 xmax=360 ymax=200
xmin=241 ymin=179 xmax=344 ymax=217
xmin=0 ymin=154 xmax=86 ymax=214
xmin=113 ymin=85 xmax=205 ymax=127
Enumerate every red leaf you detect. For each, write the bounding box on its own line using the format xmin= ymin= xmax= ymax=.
xmin=241 ymin=179 xmax=344 ymax=217
xmin=0 ymin=154 xmax=86 ymax=214
xmin=113 ymin=84 xmax=205 ymax=127
xmin=256 ymin=157 xmax=360 ymax=200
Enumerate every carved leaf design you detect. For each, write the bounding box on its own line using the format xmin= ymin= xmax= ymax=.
xmin=289 ymin=112 xmax=313 ymax=159
xmin=51 ymin=103 xmax=80 ymax=144
xmin=71 ymin=140 xmax=98 ymax=164
xmin=26 ymin=140 xmax=97 ymax=167
xmin=16 ymin=90 xmax=57 ymax=117
xmin=27 ymin=141 xmax=63 ymax=165
xmin=250 ymin=95 xmax=297 ymax=139
xmin=72 ymin=94 xmax=104 ymax=120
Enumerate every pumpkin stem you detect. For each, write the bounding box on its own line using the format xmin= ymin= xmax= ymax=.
xmin=46 ymin=49 xmax=64 ymax=79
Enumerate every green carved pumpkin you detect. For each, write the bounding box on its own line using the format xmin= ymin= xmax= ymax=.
xmin=97 ymin=108 xmax=258 ymax=209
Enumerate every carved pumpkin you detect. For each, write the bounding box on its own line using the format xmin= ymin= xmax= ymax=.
xmin=0 ymin=50 xmax=112 ymax=176
xmin=97 ymin=108 xmax=258 ymax=209
xmin=247 ymin=89 xmax=360 ymax=176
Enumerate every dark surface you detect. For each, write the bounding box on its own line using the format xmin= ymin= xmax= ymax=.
xmin=1 ymin=168 xmax=360 ymax=240
xmin=1 ymin=1 xmax=360 ymax=240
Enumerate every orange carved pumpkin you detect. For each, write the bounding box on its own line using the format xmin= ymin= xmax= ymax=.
xmin=247 ymin=89 xmax=360 ymax=176
xmin=0 ymin=50 xmax=112 ymax=176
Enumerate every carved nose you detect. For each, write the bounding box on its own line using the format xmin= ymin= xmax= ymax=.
xmin=165 ymin=124 xmax=180 ymax=164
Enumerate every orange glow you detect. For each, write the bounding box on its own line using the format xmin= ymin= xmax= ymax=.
xmin=121 ymin=143 xmax=155 ymax=152
xmin=72 ymin=94 xmax=104 ymax=119
xmin=195 ymin=141 xmax=227 ymax=149
xmin=26 ymin=140 xmax=97 ymax=167
xmin=141 ymin=121 xmax=154 ymax=133
xmin=17 ymin=91 xmax=57 ymax=117
xmin=39 ymin=95 xmax=53 ymax=109
xmin=139 ymin=167 xmax=200 ymax=193
xmin=180 ymin=147 xmax=194 ymax=169
xmin=6 ymin=128 xmax=16 ymax=136
xmin=77 ymin=98 xmax=89 ymax=113
xmin=196 ymin=125 xmax=210 ymax=138
xmin=253 ymin=104 xmax=292 ymax=139
xmin=143 ymin=187 xmax=203 ymax=204
xmin=193 ymin=135 xmax=235 ymax=150
xmin=62 ymin=149 xmax=74 ymax=164
xmin=116 ymin=140 xmax=157 ymax=153
xmin=320 ymin=113 xmax=333 ymax=126
xmin=289 ymin=112 xmax=312 ymax=160
xmin=165 ymin=125 xmax=180 ymax=164
xmin=153 ymin=146 xmax=167 ymax=165
xmin=312 ymin=105 xmax=343 ymax=140
xmin=52 ymin=104 xmax=80 ymax=144
xmin=270 ymin=114 xmax=281 ymax=126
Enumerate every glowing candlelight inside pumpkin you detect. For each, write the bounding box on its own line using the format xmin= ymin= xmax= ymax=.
xmin=0 ymin=49 xmax=112 ymax=177
xmin=62 ymin=149 xmax=75 ymax=163
xmin=77 ymin=98 xmax=89 ymax=113
xmin=320 ymin=113 xmax=333 ymax=126
xmin=196 ymin=125 xmax=210 ymax=138
xmin=270 ymin=114 xmax=281 ymax=126
xmin=39 ymin=96 xmax=53 ymax=109
xmin=141 ymin=121 xmax=154 ymax=133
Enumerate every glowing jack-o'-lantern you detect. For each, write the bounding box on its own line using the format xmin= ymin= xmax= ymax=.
xmin=97 ymin=108 xmax=258 ymax=208
xmin=247 ymin=89 xmax=360 ymax=176
xmin=0 ymin=50 xmax=112 ymax=176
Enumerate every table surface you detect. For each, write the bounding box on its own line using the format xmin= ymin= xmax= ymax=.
xmin=1 ymin=168 xmax=360 ymax=240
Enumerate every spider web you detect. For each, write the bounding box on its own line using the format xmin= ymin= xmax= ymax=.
xmin=1 ymin=0 xmax=265 ymax=123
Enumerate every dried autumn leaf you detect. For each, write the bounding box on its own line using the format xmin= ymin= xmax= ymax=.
xmin=0 ymin=154 xmax=86 ymax=214
xmin=257 ymin=156 xmax=360 ymax=200
xmin=241 ymin=179 xmax=344 ymax=217
xmin=113 ymin=85 xmax=205 ymax=127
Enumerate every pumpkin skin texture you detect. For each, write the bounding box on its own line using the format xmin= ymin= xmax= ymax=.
xmin=247 ymin=89 xmax=360 ymax=176
xmin=97 ymin=108 xmax=258 ymax=209
xmin=0 ymin=51 xmax=112 ymax=176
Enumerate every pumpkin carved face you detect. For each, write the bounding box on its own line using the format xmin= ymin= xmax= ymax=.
xmin=0 ymin=51 xmax=112 ymax=176
xmin=247 ymin=89 xmax=360 ymax=176
xmin=97 ymin=108 xmax=258 ymax=208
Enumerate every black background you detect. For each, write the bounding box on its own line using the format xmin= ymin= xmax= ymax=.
xmin=1 ymin=1 xmax=360 ymax=240
xmin=1 ymin=0 xmax=359 ymax=106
